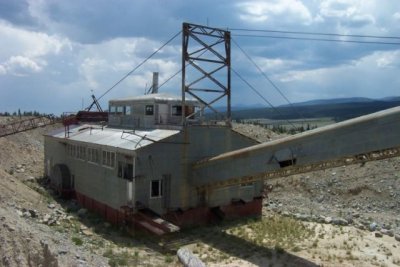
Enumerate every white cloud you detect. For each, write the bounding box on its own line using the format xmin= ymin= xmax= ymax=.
xmin=256 ymin=57 xmax=300 ymax=73
xmin=0 ymin=64 xmax=6 ymax=75
xmin=0 ymin=20 xmax=72 ymax=76
xmin=393 ymin=12 xmax=400 ymax=21
xmin=75 ymin=37 xmax=181 ymax=95
xmin=0 ymin=20 xmax=71 ymax=60
xmin=375 ymin=50 xmax=400 ymax=68
xmin=319 ymin=0 xmax=356 ymax=18
xmin=5 ymin=56 xmax=43 ymax=74
xmin=318 ymin=0 xmax=375 ymax=27
xmin=237 ymin=0 xmax=313 ymax=24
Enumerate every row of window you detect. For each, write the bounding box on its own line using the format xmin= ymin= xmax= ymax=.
xmin=109 ymin=105 xmax=131 ymax=115
xmin=109 ymin=104 xmax=185 ymax=116
xmin=67 ymin=144 xmax=115 ymax=168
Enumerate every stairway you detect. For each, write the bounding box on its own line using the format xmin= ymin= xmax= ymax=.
xmin=133 ymin=208 xmax=180 ymax=235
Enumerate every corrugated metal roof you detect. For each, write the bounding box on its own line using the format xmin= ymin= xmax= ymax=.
xmin=48 ymin=125 xmax=180 ymax=151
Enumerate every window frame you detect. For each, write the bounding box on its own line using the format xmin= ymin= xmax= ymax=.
xmin=172 ymin=105 xmax=182 ymax=116
xmin=145 ymin=105 xmax=154 ymax=116
xmin=125 ymin=105 xmax=131 ymax=115
xmin=150 ymin=179 xmax=163 ymax=198
xmin=102 ymin=150 xmax=115 ymax=169
xmin=87 ymin=147 xmax=99 ymax=164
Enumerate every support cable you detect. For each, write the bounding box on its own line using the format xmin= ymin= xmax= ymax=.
xmin=231 ymin=67 xmax=298 ymax=129
xmin=232 ymin=38 xmax=306 ymax=126
xmin=97 ymin=31 xmax=182 ymax=101
xmin=231 ymin=34 xmax=400 ymax=46
xmin=158 ymin=49 xmax=208 ymax=90
xmin=230 ymin=28 xmax=400 ymax=40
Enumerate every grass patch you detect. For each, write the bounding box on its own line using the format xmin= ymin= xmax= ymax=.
xmin=71 ymin=236 xmax=83 ymax=246
xmin=227 ymin=215 xmax=313 ymax=251
xmin=103 ymin=249 xmax=140 ymax=267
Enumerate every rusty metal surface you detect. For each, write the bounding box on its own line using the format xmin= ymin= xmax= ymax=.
xmin=0 ymin=115 xmax=58 ymax=137
xmin=197 ymin=146 xmax=400 ymax=192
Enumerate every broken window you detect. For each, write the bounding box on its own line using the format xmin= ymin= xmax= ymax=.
xmin=151 ymin=179 xmax=163 ymax=198
xmin=117 ymin=162 xmax=133 ymax=181
xmin=278 ymin=158 xmax=297 ymax=168
xmin=145 ymin=105 xmax=154 ymax=115
xmin=124 ymin=163 xmax=133 ymax=181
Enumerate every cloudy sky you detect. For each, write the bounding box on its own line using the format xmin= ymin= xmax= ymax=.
xmin=1 ymin=0 xmax=399 ymax=115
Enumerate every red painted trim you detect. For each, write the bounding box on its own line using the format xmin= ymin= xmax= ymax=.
xmin=73 ymin=191 xmax=262 ymax=234
xmin=75 ymin=191 xmax=124 ymax=225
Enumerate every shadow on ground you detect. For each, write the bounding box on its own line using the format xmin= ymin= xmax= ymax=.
xmin=37 ymin=177 xmax=318 ymax=266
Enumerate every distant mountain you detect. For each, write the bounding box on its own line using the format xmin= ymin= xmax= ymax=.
xmin=380 ymin=96 xmax=400 ymax=102
xmin=230 ymin=96 xmax=400 ymax=122
xmin=279 ymin=97 xmax=392 ymax=107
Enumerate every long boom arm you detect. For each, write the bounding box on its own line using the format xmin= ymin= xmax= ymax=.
xmin=193 ymin=106 xmax=400 ymax=191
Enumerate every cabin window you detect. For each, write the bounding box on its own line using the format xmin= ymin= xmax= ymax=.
xmin=109 ymin=106 xmax=116 ymax=114
xmin=145 ymin=105 xmax=154 ymax=115
xmin=102 ymin=150 xmax=115 ymax=168
xmin=116 ymin=106 xmax=124 ymax=115
xmin=125 ymin=106 xmax=131 ymax=115
xmin=150 ymin=179 xmax=163 ymax=198
xmin=172 ymin=105 xmax=182 ymax=116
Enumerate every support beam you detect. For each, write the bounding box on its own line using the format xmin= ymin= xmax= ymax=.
xmin=181 ymin=22 xmax=231 ymax=126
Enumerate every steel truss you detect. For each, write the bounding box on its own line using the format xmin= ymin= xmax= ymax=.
xmin=181 ymin=22 xmax=231 ymax=126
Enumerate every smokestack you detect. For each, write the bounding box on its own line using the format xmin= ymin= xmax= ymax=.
xmin=152 ymin=72 xmax=159 ymax=94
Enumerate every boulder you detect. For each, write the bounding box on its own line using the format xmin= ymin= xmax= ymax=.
xmin=380 ymin=229 xmax=394 ymax=237
xmin=77 ymin=208 xmax=88 ymax=217
xmin=375 ymin=232 xmax=383 ymax=238
xmin=177 ymin=248 xmax=206 ymax=267
xmin=395 ymin=234 xmax=400 ymax=242
xmin=332 ymin=218 xmax=348 ymax=226
xmin=369 ymin=222 xmax=378 ymax=232
xmin=324 ymin=217 xmax=332 ymax=224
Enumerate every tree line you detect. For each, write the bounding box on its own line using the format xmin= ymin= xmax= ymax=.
xmin=0 ymin=109 xmax=50 ymax=117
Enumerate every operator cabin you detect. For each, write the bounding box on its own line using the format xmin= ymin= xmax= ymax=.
xmin=44 ymin=92 xmax=262 ymax=228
